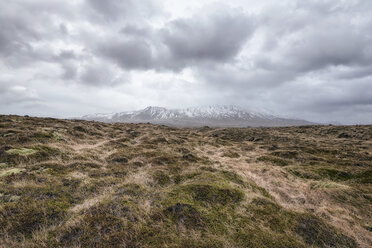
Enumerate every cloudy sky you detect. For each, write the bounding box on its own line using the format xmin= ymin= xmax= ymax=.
xmin=0 ymin=0 xmax=372 ymax=124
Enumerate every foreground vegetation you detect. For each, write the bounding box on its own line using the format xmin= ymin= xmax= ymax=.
xmin=0 ymin=115 xmax=371 ymax=247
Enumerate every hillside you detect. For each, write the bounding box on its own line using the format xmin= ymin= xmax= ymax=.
xmin=0 ymin=115 xmax=371 ymax=247
xmin=81 ymin=105 xmax=314 ymax=127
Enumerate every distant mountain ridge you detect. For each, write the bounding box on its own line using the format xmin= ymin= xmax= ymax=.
xmin=81 ymin=105 xmax=315 ymax=127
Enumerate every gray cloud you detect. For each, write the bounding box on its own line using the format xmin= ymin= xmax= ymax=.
xmin=0 ymin=13 xmax=38 ymax=61
xmin=86 ymin=0 xmax=160 ymax=24
xmin=190 ymin=0 xmax=372 ymax=124
xmin=0 ymin=0 xmax=371 ymax=124
xmin=0 ymin=1 xmax=78 ymax=69
xmin=95 ymin=4 xmax=254 ymax=71
xmin=0 ymin=81 xmax=40 ymax=105
xmin=120 ymin=25 xmax=152 ymax=37
xmin=254 ymin=1 xmax=372 ymax=74
xmin=79 ymin=61 xmax=128 ymax=86
xmin=98 ymin=38 xmax=154 ymax=70
xmin=161 ymin=6 xmax=253 ymax=66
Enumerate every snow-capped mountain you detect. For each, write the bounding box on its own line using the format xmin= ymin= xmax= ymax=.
xmin=81 ymin=106 xmax=314 ymax=127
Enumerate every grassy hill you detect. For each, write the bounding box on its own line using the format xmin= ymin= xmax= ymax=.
xmin=0 ymin=115 xmax=371 ymax=247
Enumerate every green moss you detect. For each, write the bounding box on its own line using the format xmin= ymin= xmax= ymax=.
xmin=0 ymin=168 xmax=26 ymax=177
xmin=6 ymin=148 xmax=36 ymax=156
xmin=3 ymin=146 xmax=61 ymax=166
xmin=52 ymin=131 xmax=67 ymax=141
xmin=9 ymin=195 xmax=21 ymax=202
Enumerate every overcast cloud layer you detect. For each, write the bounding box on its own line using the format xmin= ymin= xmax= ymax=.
xmin=1 ymin=0 xmax=372 ymax=124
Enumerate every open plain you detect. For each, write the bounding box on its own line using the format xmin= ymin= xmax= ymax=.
xmin=0 ymin=115 xmax=371 ymax=247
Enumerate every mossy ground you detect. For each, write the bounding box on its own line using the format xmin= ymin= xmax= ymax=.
xmin=0 ymin=115 xmax=370 ymax=247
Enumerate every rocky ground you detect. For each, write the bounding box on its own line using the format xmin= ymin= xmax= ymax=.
xmin=0 ymin=115 xmax=371 ymax=247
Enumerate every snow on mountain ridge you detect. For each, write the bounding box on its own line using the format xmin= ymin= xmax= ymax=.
xmin=81 ymin=105 xmax=314 ymax=127
xmin=84 ymin=105 xmax=277 ymax=120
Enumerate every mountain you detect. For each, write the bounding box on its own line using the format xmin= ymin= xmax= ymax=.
xmin=81 ymin=105 xmax=315 ymax=127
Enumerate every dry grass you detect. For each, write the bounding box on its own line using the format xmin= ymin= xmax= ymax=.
xmin=0 ymin=115 xmax=370 ymax=247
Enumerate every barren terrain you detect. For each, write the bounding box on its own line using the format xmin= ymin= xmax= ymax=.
xmin=0 ymin=115 xmax=371 ymax=247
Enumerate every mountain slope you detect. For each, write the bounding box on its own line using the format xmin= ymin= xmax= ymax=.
xmin=82 ymin=105 xmax=314 ymax=127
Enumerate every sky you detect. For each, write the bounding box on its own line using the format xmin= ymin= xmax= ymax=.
xmin=0 ymin=0 xmax=372 ymax=124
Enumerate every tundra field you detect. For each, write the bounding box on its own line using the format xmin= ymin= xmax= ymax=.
xmin=0 ymin=115 xmax=371 ymax=247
